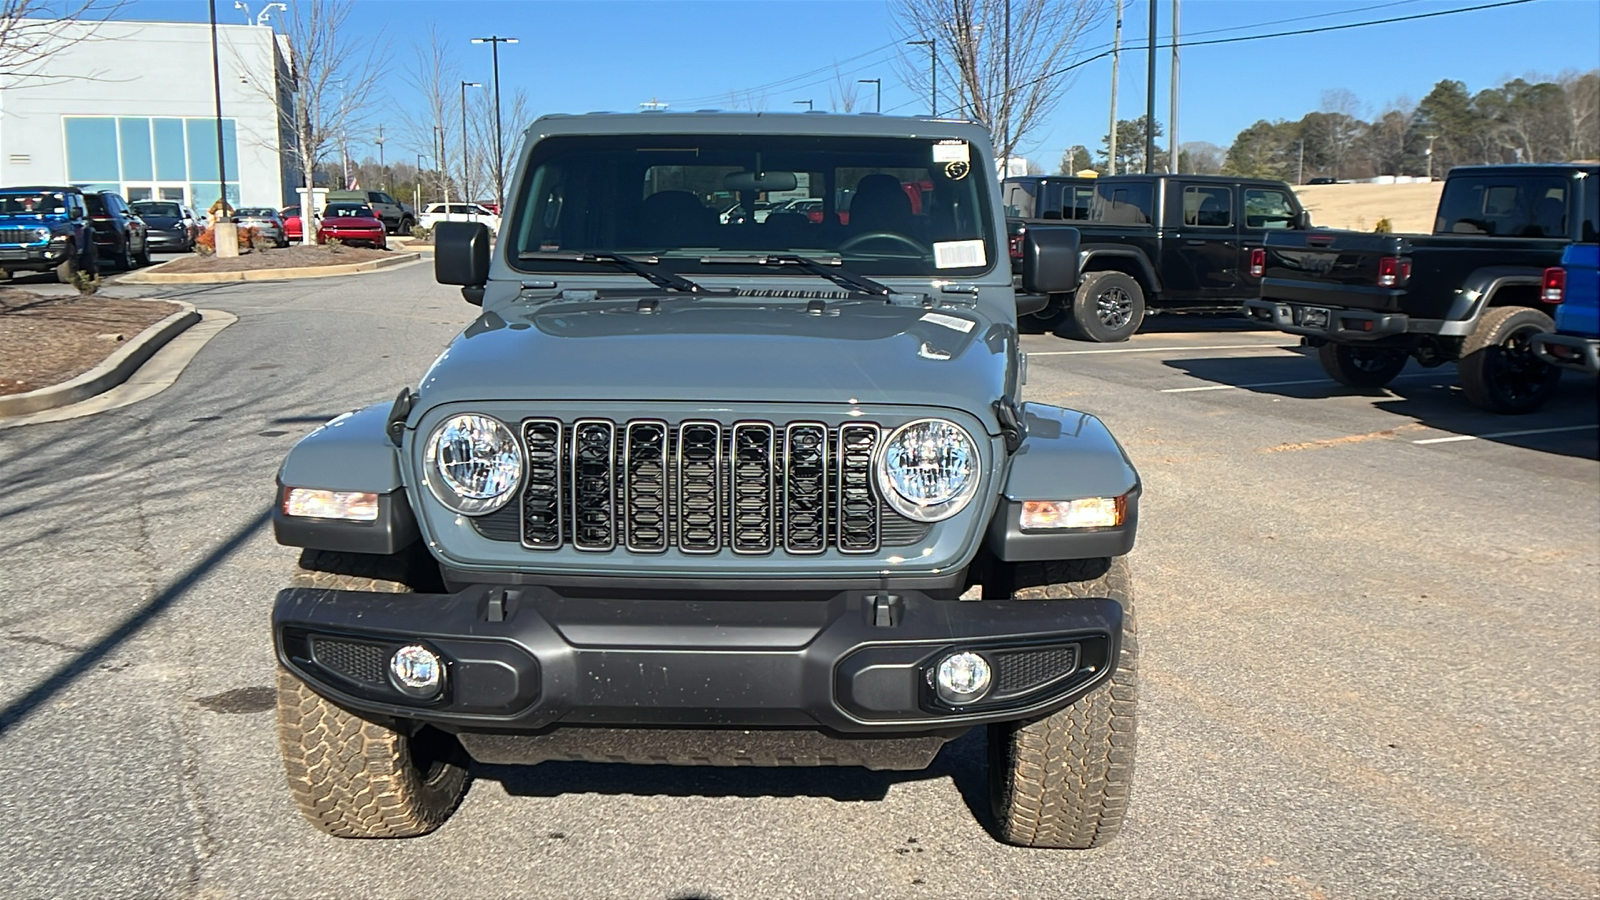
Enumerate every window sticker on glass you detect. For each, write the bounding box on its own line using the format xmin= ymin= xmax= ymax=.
xmin=932 ymin=141 xmax=969 ymax=164
xmin=934 ymin=239 xmax=986 ymax=269
xmin=920 ymin=311 xmax=977 ymax=333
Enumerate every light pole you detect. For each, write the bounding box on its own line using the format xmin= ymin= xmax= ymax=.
xmin=471 ymin=35 xmax=517 ymax=212
xmin=857 ymin=79 xmax=881 ymax=113
xmin=375 ymin=124 xmax=386 ymax=190
xmin=460 ymin=81 xmax=481 ymax=210
xmin=1145 ymin=0 xmax=1157 ymax=173
xmin=1426 ymin=134 xmax=1437 ymax=181
xmin=793 ymin=99 xmax=814 ymax=111
xmin=208 ymin=0 xmax=238 ymax=255
xmin=906 ymin=39 xmax=935 ymax=116
xmin=415 ymin=153 xmax=427 ymax=211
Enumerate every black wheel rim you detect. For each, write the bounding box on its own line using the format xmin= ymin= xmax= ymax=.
xmin=1096 ymin=286 xmax=1134 ymax=329
xmin=1486 ymin=325 xmax=1554 ymax=403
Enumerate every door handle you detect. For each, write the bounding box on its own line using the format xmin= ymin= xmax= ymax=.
xmin=1184 ymin=239 xmax=1205 ymax=245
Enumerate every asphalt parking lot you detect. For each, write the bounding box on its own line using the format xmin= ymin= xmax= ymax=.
xmin=1 ymin=265 xmax=1595 ymax=899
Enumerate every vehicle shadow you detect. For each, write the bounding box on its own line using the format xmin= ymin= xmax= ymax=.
xmin=478 ymin=726 xmax=993 ymax=821
xmin=1134 ymin=310 xmax=1275 ymax=335
xmin=1162 ymin=354 xmax=1599 ymax=460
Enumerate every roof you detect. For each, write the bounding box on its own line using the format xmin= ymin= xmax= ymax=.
xmin=525 ymin=111 xmax=994 ymax=146
xmin=1446 ymin=164 xmax=1599 ymax=176
xmin=1098 ymin=173 xmax=1293 ymax=186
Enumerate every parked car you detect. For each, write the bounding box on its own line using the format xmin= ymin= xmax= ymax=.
xmin=1246 ymin=163 xmax=1598 ymax=413
xmin=268 ymin=111 xmax=1140 ymax=851
xmin=418 ymin=201 xmax=500 ymax=233
xmin=130 ymin=200 xmax=195 ymax=253
xmin=235 ymin=207 xmax=289 ymax=248
xmin=1009 ymin=173 xmax=1313 ymax=341
xmin=1531 ymin=241 xmax=1600 ymax=377
xmin=325 ymin=190 xmax=415 ymax=234
xmin=316 ymin=203 xmax=387 ymax=249
xmin=84 ymin=190 xmax=150 ymax=270
xmin=280 ymin=206 xmax=303 ymax=242
xmin=0 ymin=185 xmax=96 ymax=283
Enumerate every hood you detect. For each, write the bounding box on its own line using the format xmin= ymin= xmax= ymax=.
xmin=417 ymin=296 xmax=1014 ymax=423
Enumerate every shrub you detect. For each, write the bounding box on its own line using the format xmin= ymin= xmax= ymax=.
xmin=410 ymin=225 xmax=432 ymax=242
xmin=1373 ymin=217 xmax=1393 ymax=233
xmin=193 ymin=227 xmax=215 ymax=256
xmin=70 ymin=267 xmax=100 ymax=295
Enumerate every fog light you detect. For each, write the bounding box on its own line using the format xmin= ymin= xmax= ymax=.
xmin=935 ymin=651 xmax=992 ymax=705
xmin=389 ymin=645 xmax=443 ymax=696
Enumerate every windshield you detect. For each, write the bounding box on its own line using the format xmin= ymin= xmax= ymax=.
xmin=508 ymin=134 xmax=995 ymax=277
xmin=236 ymin=207 xmax=275 ymax=217
xmin=132 ymin=201 xmax=183 ymax=217
xmin=0 ymin=191 xmax=69 ymax=215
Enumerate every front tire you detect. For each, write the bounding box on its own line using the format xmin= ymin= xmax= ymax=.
xmin=988 ymin=557 xmax=1137 ymax=849
xmin=275 ymin=549 xmax=467 ymax=838
xmin=1316 ymin=342 xmax=1408 ymax=388
xmin=1065 ymin=271 xmax=1145 ymax=343
xmin=1457 ymin=306 xmax=1561 ymax=414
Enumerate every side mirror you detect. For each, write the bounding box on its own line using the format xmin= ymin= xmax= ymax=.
xmin=435 ymin=220 xmax=492 ymax=305
xmin=1020 ymin=225 xmax=1081 ymax=297
xmin=1296 ymin=210 xmax=1313 ymax=229
xmin=70 ymin=207 xmax=85 ymax=221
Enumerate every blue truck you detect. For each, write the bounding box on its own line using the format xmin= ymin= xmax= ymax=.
xmin=0 ymin=185 xmax=97 ymax=283
xmin=1531 ymin=242 xmax=1600 ymax=376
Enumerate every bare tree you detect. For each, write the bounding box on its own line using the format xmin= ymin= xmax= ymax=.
xmin=468 ymin=86 xmax=531 ymax=205
xmin=892 ymin=0 xmax=1106 ymax=162
xmin=1558 ymin=69 xmax=1600 ymax=160
xmin=265 ymin=0 xmax=378 ymax=243
xmin=828 ymin=65 xmax=860 ymax=113
xmin=0 ymin=0 xmax=123 ymax=82
xmin=402 ymin=24 xmax=462 ymax=214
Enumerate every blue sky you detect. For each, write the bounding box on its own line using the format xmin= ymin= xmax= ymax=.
xmin=122 ymin=0 xmax=1600 ymax=166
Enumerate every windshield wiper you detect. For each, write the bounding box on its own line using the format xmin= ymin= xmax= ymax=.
xmin=699 ymin=254 xmax=892 ymax=298
xmin=517 ymin=250 xmax=707 ymax=294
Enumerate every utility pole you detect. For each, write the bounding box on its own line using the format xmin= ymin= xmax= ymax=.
xmin=1145 ymin=0 xmax=1157 ymax=174
xmin=1297 ymin=138 xmax=1305 ymax=185
xmin=375 ymin=125 xmax=386 ymax=191
xmin=207 ymin=0 xmax=238 ymax=256
xmin=461 ymin=81 xmax=480 ymax=210
xmin=471 ymin=35 xmax=517 ymax=212
xmin=1003 ymin=0 xmax=1011 ymax=159
xmin=1109 ymin=0 xmax=1121 ymax=175
xmin=1169 ymin=0 xmax=1180 ymax=173
xmin=907 ymin=39 xmax=935 ymax=116
xmin=1426 ymin=134 xmax=1436 ymax=180
xmin=858 ymin=79 xmax=881 ymax=113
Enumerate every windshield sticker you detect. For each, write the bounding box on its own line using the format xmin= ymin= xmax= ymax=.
xmin=944 ymin=159 xmax=971 ymax=181
xmin=932 ymin=140 xmax=969 ymax=164
xmin=933 ymin=239 xmax=986 ymax=269
xmin=920 ymin=312 xmax=977 ymax=333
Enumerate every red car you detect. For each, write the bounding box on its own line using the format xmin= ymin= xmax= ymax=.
xmin=281 ymin=205 xmax=302 ymax=241
xmin=316 ymin=203 xmax=388 ymax=249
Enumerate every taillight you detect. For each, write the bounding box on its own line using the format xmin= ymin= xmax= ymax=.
xmin=1377 ymin=256 xmax=1410 ymax=287
xmin=1009 ymin=233 xmax=1024 ymax=260
xmin=1249 ymin=248 xmax=1265 ymax=277
xmin=1542 ymin=267 xmax=1565 ymax=304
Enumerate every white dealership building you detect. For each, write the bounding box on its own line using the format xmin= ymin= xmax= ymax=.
xmin=0 ymin=18 xmax=296 ymax=208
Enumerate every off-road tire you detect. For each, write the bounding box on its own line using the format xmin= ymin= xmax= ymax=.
xmin=1316 ymin=342 xmax=1407 ymax=389
xmin=276 ymin=549 xmax=466 ymax=838
xmin=1064 ymin=271 xmax=1145 ymax=343
xmin=1457 ymin=306 xmax=1561 ymax=414
xmin=988 ymin=557 xmax=1137 ymax=849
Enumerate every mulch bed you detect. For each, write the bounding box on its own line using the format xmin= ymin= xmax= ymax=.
xmin=151 ymin=244 xmax=395 ymax=274
xmin=0 ymin=290 xmax=180 ymax=396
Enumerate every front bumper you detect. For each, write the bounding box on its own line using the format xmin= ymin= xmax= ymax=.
xmin=274 ymin=583 xmax=1123 ymax=735
xmin=1531 ymin=332 xmax=1600 ymax=375
xmin=0 ymin=243 xmax=69 ymax=270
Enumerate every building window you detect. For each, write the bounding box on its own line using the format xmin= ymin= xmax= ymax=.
xmin=65 ymin=117 xmax=119 ymax=182
xmin=118 ymin=117 xmax=153 ymax=181
xmin=63 ymin=115 xmax=238 ymax=205
xmin=154 ymin=118 xmax=187 ymax=181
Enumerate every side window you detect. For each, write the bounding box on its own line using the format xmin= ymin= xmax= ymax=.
xmin=1003 ymin=182 xmax=1036 ymax=218
xmin=1243 ymin=188 xmax=1295 ymax=229
xmin=1065 ymin=186 xmax=1095 ymax=220
xmin=1183 ymin=185 xmax=1232 ymax=228
xmin=1091 ymin=182 xmax=1153 ymax=225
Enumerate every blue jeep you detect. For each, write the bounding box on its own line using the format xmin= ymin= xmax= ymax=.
xmin=1531 ymin=242 xmax=1600 ymax=376
xmin=0 ymin=185 xmax=97 ymax=283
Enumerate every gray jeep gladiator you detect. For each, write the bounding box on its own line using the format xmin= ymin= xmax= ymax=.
xmin=270 ymin=112 xmax=1142 ymax=849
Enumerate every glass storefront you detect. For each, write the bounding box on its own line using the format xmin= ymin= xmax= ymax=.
xmin=63 ymin=115 xmax=239 ymax=206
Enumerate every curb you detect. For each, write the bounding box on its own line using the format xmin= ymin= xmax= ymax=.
xmin=0 ymin=300 xmax=200 ymax=417
xmin=115 ymin=251 xmax=421 ymax=284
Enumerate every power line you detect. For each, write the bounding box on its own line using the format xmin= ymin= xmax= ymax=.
xmin=665 ymin=38 xmax=905 ymax=108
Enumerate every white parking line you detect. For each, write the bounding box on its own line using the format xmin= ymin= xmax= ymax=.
xmin=1030 ymin=342 xmax=1298 ymax=356
xmin=1412 ymin=424 xmax=1599 ymax=444
xmin=1160 ymin=373 xmax=1438 ymax=393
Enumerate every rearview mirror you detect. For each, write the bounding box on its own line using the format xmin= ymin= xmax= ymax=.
xmin=435 ymin=221 xmax=492 ymax=305
xmin=724 ymin=171 xmax=798 ymax=193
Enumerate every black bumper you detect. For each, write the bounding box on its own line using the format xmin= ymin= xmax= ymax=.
xmin=1244 ymin=298 xmax=1408 ymax=340
xmin=0 ymin=245 xmax=70 ymax=271
xmin=1531 ymin=333 xmax=1600 ymax=375
xmin=274 ymin=584 xmax=1123 ymax=735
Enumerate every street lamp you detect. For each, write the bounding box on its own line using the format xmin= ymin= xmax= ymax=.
xmin=858 ymin=78 xmax=881 ymax=113
xmin=906 ymin=39 xmax=935 ymax=116
xmin=793 ymin=99 xmax=814 ymax=111
xmin=460 ymin=81 xmax=481 ymax=211
xmin=415 ymin=153 xmax=428 ymax=211
xmin=471 ymin=35 xmax=517 ymax=212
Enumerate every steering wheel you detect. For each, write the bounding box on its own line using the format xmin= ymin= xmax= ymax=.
xmin=838 ymin=231 xmax=930 ymax=256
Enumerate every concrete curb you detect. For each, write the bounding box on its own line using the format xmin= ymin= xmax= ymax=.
xmin=115 ymin=251 xmax=421 ymax=284
xmin=0 ymin=300 xmax=199 ymax=417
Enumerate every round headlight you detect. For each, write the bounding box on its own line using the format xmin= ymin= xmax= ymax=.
xmin=876 ymin=418 xmax=981 ymax=522
xmin=424 ymin=414 xmax=522 ymax=515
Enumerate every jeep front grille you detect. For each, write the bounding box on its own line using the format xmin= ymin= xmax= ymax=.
xmin=506 ymin=418 xmax=887 ymax=555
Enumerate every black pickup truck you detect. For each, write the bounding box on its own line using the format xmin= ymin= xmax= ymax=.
xmin=1009 ymin=174 xmax=1312 ymax=341
xmin=1245 ymin=164 xmax=1598 ymax=413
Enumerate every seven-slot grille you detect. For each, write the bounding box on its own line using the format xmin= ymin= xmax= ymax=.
xmin=0 ymin=227 xmax=45 ymax=244
xmin=513 ymin=418 xmax=883 ymax=554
